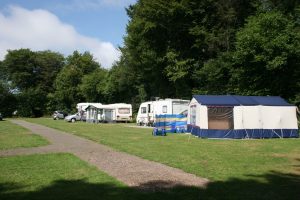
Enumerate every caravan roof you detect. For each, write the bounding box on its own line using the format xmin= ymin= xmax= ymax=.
xmin=193 ymin=95 xmax=292 ymax=106
xmin=85 ymin=104 xmax=114 ymax=110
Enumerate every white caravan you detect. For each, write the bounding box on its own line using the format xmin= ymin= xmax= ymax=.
xmin=136 ymin=99 xmax=190 ymax=126
xmin=107 ymin=103 xmax=132 ymax=122
xmin=85 ymin=103 xmax=132 ymax=123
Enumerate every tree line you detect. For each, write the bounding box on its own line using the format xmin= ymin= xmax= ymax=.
xmin=1 ymin=0 xmax=300 ymax=117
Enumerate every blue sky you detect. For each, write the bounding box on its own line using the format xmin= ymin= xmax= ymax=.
xmin=0 ymin=0 xmax=137 ymax=67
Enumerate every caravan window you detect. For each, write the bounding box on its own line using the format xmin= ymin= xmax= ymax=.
xmin=148 ymin=104 xmax=151 ymax=113
xmin=141 ymin=107 xmax=147 ymax=114
xmin=172 ymin=101 xmax=189 ymax=114
xmin=208 ymin=107 xmax=234 ymax=129
xmin=190 ymin=105 xmax=196 ymax=125
xmin=162 ymin=106 xmax=167 ymax=113
xmin=118 ymin=108 xmax=130 ymax=114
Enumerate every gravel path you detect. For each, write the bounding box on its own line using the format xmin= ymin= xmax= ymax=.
xmin=0 ymin=120 xmax=209 ymax=190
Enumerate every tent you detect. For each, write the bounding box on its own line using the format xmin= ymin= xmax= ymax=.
xmin=187 ymin=95 xmax=299 ymax=139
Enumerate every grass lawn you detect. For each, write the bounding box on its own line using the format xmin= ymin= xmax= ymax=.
xmin=25 ymin=119 xmax=300 ymax=181
xmin=21 ymin=119 xmax=300 ymax=199
xmin=0 ymin=153 xmax=203 ymax=200
xmin=0 ymin=120 xmax=48 ymax=150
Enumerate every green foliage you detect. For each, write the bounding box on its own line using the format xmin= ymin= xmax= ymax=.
xmin=49 ymin=51 xmax=103 ymax=113
xmin=189 ymin=5 xmax=300 ymax=104
xmin=16 ymin=87 xmax=49 ymax=117
xmin=3 ymin=49 xmax=64 ymax=91
xmin=3 ymin=49 xmax=36 ymax=90
xmin=232 ymin=11 xmax=300 ymax=99
xmin=119 ymin=0 xmax=261 ymax=101
xmin=1 ymin=0 xmax=300 ymax=115
xmin=66 ymin=51 xmax=100 ymax=74
xmin=50 ymin=65 xmax=84 ymax=112
xmin=193 ymin=52 xmax=233 ymax=95
xmin=0 ymin=82 xmax=17 ymax=117
xmin=79 ymin=68 xmax=108 ymax=102
xmin=2 ymin=49 xmax=64 ymax=116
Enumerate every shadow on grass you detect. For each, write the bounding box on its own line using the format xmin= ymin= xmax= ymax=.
xmin=0 ymin=171 xmax=299 ymax=200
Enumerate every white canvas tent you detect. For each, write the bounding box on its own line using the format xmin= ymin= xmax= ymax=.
xmin=187 ymin=95 xmax=298 ymax=138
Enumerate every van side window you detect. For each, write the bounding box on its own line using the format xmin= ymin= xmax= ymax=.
xmin=162 ymin=106 xmax=167 ymax=113
xmin=141 ymin=107 xmax=147 ymax=114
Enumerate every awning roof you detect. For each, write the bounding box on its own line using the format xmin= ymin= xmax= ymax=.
xmin=193 ymin=95 xmax=292 ymax=106
xmin=85 ymin=105 xmax=114 ymax=110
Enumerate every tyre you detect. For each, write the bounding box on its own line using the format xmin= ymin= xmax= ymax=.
xmin=71 ymin=118 xmax=76 ymax=123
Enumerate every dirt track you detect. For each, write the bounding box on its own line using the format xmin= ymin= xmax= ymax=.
xmin=0 ymin=120 xmax=209 ymax=190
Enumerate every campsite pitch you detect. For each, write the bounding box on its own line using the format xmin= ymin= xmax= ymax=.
xmin=1 ymin=120 xmax=209 ymax=190
xmin=25 ymin=118 xmax=300 ymax=181
xmin=0 ymin=119 xmax=299 ymax=199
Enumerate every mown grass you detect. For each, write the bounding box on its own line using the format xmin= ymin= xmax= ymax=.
xmin=0 ymin=153 xmax=204 ymax=200
xmin=25 ymin=118 xmax=300 ymax=182
xmin=0 ymin=120 xmax=48 ymax=150
xmin=1 ymin=119 xmax=299 ymax=199
xmin=1 ymin=153 xmax=299 ymax=200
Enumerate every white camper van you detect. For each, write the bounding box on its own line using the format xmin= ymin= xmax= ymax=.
xmin=136 ymin=99 xmax=190 ymax=126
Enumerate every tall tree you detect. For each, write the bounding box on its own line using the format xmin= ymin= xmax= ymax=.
xmin=51 ymin=65 xmax=83 ymax=112
xmin=65 ymin=51 xmax=100 ymax=74
xmin=0 ymin=81 xmax=17 ymax=117
xmin=79 ymin=68 xmax=108 ymax=102
xmin=120 ymin=0 xmax=258 ymax=101
xmin=3 ymin=49 xmax=64 ymax=116
xmin=231 ymin=11 xmax=300 ymax=100
xmin=50 ymin=51 xmax=101 ymax=112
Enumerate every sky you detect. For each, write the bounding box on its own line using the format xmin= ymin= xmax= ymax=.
xmin=0 ymin=0 xmax=137 ymax=68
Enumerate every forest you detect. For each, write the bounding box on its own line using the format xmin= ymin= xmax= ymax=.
xmin=0 ymin=0 xmax=299 ymax=117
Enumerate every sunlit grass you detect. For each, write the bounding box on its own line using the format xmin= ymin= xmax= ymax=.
xmin=25 ymin=118 xmax=300 ymax=181
xmin=0 ymin=154 xmax=201 ymax=200
xmin=0 ymin=120 xmax=48 ymax=150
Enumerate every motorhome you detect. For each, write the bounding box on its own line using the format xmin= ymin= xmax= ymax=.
xmin=136 ymin=99 xmax=190 ymax=126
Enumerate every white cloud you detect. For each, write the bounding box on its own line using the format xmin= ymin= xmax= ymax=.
xmin=102 ymin=0 xmax=136 ymax=7
xmin=56 ymin=0 xmax=136 ymax=11
xmin=0 ymin=6 xmax=120 ymax=68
